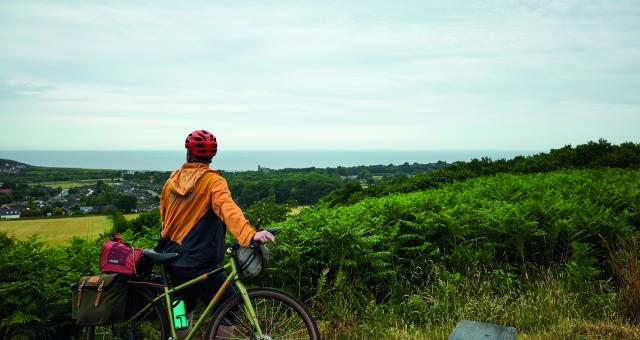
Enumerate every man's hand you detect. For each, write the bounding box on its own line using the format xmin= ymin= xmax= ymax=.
xmin=252 ymin=230 xmax=276 ymax=244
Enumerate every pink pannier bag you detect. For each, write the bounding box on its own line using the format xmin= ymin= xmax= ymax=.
xmin=100 ymin=233 xmax=144 ymax=276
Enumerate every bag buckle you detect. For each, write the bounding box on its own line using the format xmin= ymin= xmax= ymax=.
xmin=94 ymin=280 xmax=105 ymax=308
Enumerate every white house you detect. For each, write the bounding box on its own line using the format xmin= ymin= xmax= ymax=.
xmin=0 ymin=205 xmax=21 ymax=219
xmin=80 ymin=206 xmax=95 ymax=214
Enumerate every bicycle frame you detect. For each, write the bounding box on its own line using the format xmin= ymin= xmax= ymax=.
xmin=124 ymin=255 xmax=263 ymax=340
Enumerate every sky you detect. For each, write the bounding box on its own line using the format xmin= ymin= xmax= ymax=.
xmin=0 ymin=0 xmax=639 ymax=151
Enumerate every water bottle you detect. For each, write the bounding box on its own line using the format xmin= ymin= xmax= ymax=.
xmin=171 ymin=298 xmax=188 ymax=330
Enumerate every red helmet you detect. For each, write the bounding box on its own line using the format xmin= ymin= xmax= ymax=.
xmin=185 ymin=130 xmax=217 ymax=157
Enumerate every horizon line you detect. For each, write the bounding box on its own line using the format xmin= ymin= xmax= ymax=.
xmin=0 ymin=148 xmax=544 ymax=152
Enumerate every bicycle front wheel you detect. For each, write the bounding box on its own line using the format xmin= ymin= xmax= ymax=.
xmin=84 ymin=285 xmax=169 ymax=340
xmin=206 ymin=287 xmax=320 ymax=340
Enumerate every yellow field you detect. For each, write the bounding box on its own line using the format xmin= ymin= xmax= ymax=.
xmin=0 ymin=214 xmax=139 ymax=246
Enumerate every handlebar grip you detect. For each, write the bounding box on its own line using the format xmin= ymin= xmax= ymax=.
xmin=265 ymin=227 xmax=281 ymax=235
xmin=229 ymin=227 xmax=281 ymax=249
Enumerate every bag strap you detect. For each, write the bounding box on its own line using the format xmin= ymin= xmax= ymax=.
xmin=238 ymin=250 xmax=257 ymax=273
xmin=76 ymin=278 xmax=86 ymax=307
xmin=259 ymin=244 xmax=269 ymax=269
xmin=94 ymin=279 xmax=105 ymax=308
xmin=112 ymin=233 xmax=123 ymax=242
xmin=133 ymin=249 xmax=138 ymax=275
xmin=111 ymin=233 xmax=133 ymax=247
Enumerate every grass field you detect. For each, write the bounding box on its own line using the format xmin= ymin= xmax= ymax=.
xmin=0 ymin=214 xmax=139 ymax=245
xmin=29 ymin=178 xmax=119 ymax=188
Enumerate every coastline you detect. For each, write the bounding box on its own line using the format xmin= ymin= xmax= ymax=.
xmin=0 ymin=149 xmax=539 ymax=172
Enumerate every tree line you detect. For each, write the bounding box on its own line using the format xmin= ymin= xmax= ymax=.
xmin=321 ymin=139 xmax=640 ymax=207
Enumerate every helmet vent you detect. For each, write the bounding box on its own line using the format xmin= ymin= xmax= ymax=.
xmin=185 ymin=129 xmax=217 ymax=158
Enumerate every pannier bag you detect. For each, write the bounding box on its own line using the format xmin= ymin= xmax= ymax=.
xmin=235 ymin=244 xmax=270 ymax=280
xmin=100 ymin=233 xmax=144 ymax=276
xmin=71 ymin=274 xmax=127 ymax=325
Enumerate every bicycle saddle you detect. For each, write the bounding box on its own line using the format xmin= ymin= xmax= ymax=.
xmin=143 ymin=249 xmax=180 ymax=264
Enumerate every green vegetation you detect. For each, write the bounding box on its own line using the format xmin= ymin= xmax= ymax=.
xmin=2 ymin=156 xmax=448 ymax=211
xmin=225 ymin=171 xmax=344 ymax=207
xmin=284 ymin=168 xmax=638 ymax=291
xmin=319 ymin=269 xmax=634 ymax=339
xmin=321 ymin=139 xmax=640 ymax=207
xmin=269 ymin=169 xmax=640 ymax=337
xmin=81 ymin=180 xmax=138 ymax=213
xmin=0 ymin=234 xmax=96 ymax=339
xmin=243 ymin=196 xmax=292 ymax=226
xmin=224 ymin=162 xmax=449 ymax=207
xmin=1 ymin=141 xmax=640 ymax=339
xmin=0 ymin=162 xmax=122 ymax=184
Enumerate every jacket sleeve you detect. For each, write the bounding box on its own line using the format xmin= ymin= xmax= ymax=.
xmin=210 ymin=177 xmax=256 ymax=247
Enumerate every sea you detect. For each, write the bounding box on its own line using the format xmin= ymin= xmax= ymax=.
xmin=0 ymin=150 xmax=539 ymax=172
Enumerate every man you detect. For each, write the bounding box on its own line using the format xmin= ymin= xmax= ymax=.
xmin=157 ymin=129 xmax=275 ymax=336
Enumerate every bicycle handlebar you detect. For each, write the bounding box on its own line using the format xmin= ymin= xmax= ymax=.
xmin=229 ymin=227 xmax=281 ymax=250
xmin=264 ymin=227 xmax=281 ymax=235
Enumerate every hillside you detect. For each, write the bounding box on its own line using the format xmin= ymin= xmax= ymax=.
xmin=4 ymin=167 xmax=635 ymax=338
xmin=0 ymin=158 xmax=123 ymax=184
xmin=269 ymin=168 xmax=640 ymax=338
xmin=0 ymin=159 xmax=28 ymax=175
xmin=321 ymin=139 xmax=640 ymax=207
xmin=1 ymin=144 xmax=640 ymax=338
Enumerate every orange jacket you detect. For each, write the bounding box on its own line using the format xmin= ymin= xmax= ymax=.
xmin=160 ymin=162 xmax=255 ymax=247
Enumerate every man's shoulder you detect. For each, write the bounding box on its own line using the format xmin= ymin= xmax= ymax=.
xmin=206 ymin=169 xmax=223 ymax=178
xmin=202 ymin=169 xmax=226 ymax=185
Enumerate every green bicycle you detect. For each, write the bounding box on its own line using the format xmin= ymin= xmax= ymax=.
xmin=84 ymin=228 xmax=320 ymax=340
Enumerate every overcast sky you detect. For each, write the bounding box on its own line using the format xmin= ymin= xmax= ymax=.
xmin=1 ymin=1 xmax=638 ymax=151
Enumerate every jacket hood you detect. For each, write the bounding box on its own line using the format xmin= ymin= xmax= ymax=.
xmin=167 ymin=163 xmax=212 ymax=197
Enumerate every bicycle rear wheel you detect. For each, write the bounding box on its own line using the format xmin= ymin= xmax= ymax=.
xmin=84 ymin=285 xmax=169 ymax=340
xmin=206 ymin=287 xmax=320 ymax=340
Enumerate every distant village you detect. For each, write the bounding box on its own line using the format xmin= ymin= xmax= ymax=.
xmin=0 ymin=161 xmax=163 ymax=219
xmin=1 ymin=158 xmax=452 ymax=220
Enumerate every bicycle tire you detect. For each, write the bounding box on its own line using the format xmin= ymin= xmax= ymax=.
xmin=84 ymin=285 xmax=169 ymax=340
xmin=206 ymin=287 xmax=320 ymax=340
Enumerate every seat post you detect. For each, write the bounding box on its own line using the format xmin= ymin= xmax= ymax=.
xmin=159 ymin=263 xmax=170 ymax=287
xmin=159 ymin=263 xmax=177 ymax=338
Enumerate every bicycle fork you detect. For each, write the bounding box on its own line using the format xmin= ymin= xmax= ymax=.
xmin=231 ymin=262 xmax=266 ymax=339
xmin=180 ymin=261 xmax=265 ymax=340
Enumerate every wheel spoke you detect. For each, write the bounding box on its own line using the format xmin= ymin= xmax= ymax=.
xmin=209 ymin=289 xmax=318 ymax=340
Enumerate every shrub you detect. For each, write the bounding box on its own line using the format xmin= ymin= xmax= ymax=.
xmin=604 ymin=236 xmax=640 ymax=322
